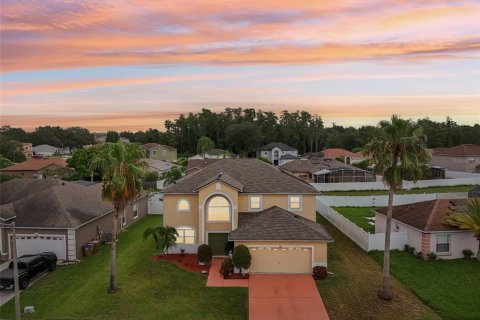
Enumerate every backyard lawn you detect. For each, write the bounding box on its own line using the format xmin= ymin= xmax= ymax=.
xmin=0 ymin=216 xmax=247 ymax=320
xmin=333 ymin=206 xmax=377 ymax=233
xmin=370 ymin=250 xmax=480 ymax=320
xmin=315 ymin=214 xmax=440 ymax=320
xmin=322 ymin=185 xmax=475 ymax=196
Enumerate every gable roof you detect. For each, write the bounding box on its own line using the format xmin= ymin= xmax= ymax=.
xmin=374 ymin=200 xmax=462 ymax=232
xmin=194 ymin=171 xmax=244 ymax=192
xmin=322 ymin=148 xmax=363 ymax=159
xmin=433 ymin=144 xmax=480 ymax=157
xmin=144 ymin=159 xmax=175 ymax=172
xmin=229 ymin=206 xmax=333 ymax=241
xmin=258 ymin=142 xmax=297 ymax=152
xmin=164 ymin=159 xmax=318 ymax=194
xmin=185 ymin=159 xmax=221 ymax=175
xmin=141 ymin=143 xmax=176 ymax=151
xmin=0 ymin=179 xmax=115 ymax=228
xmin=32 ymin=144 xmax=59 ymax=152
xmin=0 ymin=158 xmax=67 ymax=172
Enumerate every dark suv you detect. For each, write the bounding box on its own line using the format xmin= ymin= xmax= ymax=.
xmin=0 ymin=252 xmax=57 ymax=289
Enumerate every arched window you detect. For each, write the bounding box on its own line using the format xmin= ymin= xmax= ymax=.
xmin=207 ymin=196 xmax=231 ymax=222
xmin=177 ymin=199 xmax=191 ymax=212
xmin=176 ymin=226 xmax=195 ymax=244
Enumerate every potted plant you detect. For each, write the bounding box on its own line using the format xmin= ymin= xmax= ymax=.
xmin=197 ymin=244 xmax=213 ymax=265
xmin=232 ymin=245 xmax=251 ymax=278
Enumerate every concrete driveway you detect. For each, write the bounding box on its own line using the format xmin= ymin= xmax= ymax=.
xmin=249 ymin=274 xmax=330 ymax=320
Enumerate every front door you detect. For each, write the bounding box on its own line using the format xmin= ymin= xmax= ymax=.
xmin=208 ymin=233 xmax=229 ymax=256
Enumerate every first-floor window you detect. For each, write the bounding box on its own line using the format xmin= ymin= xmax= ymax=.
xmin=436 ymin=235 xmax=450 ymax=253
xmin=133 ymin=203 xmax=138 ymax=218
xmin=176 ymin=227 xmax=195 ymax=244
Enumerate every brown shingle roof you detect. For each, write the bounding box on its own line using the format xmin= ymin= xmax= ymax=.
xmin=186 ymin=159 xmax=220 ymax=175
xmin=433 ymin=144 xmax=480 ymax=156
xmin=164 ymin=159 xmax=318 ymax=194
xmin=194 ymin=172 xmax=244 ymax=192
xmin=375 ymin=200 xmax=460 ymax=232
xmin=322 ymin=148 xmax=363 ymax=159
xmin=229 ymin=206 xmax=333 ymax=241
xmin=0 ymin=158 xmax=66 ymax=172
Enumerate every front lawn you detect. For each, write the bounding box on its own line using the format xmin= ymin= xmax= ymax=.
xmin=322 ymin=185 xmax=474 ymax=196
xmin=333 ymin=206 xmax=376 ymax=233
xmin=370 ymin=250 xmax=480 ymax=320
xmin=315 ymin=214 xmax=439 ymax=320
xmin=0 ymin=216 xmax=247 ymax=320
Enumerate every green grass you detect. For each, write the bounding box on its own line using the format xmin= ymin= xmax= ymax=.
xmin=315 ymin=214 xmax=440 ymax=320
xmin=333 ymin=206 xmax=377 ymax=233
xmin=0 ymin=216 xmax=247 ymax=320
xmin=322 ymin=185 xmax=475 ymax=196
xmin=370 ymin=250 xmax=480 ymax=320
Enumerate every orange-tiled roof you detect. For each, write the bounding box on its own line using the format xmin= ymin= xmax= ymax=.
xmin=433 ymin=144 xmax=480 ymax=156
xmin=0 ymin=158 xmax=67 ymax=172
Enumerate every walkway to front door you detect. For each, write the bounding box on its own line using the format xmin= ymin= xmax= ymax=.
xmin=249 ymin=274 xmax=330 ymax=320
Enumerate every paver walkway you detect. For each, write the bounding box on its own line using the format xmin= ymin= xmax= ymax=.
xmin=249 ymin=274 xmax=330 ymax=320
xmin=206 ymin=258 xmax=249 ymax=287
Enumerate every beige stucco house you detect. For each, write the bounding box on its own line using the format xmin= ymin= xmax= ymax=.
xmin=162 ymin=159 xmax=333 ymax=274
xmin=141 ymin=143 xmax=177 ymax=162
xmin=431 ymin=144 xmax=480 ymax=173
xmin=375 ymin=199 xmax=478 ymax=260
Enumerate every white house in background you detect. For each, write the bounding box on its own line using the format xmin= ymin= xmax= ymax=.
xmin=32 ymin=144 xmax=68 ymax=157
xmin=374 ymin=199 xmax=478 ymax=260
xmin=256 ymin=142 xmax=298 ymax=166
xmin=431 ymin=144 xmax=480 ymax=173
xmin=189 ymin=149 xmax=234 ymax=160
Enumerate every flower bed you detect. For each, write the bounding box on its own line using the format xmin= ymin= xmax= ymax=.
xmin=152 ymin=254 xmax=210 ymax=274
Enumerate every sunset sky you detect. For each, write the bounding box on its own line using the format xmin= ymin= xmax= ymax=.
xmin=1 ymin=0 xmax=479 ymax=132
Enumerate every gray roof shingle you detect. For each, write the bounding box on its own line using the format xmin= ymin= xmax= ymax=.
xmin=258 ymin=142 xmax=297 ymax=152
xmin=164 ymin=159 xmax=318 ymax=194
xmin=229 ymin=206 xmax=333 ymax=241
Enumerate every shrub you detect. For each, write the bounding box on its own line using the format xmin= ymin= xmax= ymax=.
xmin=219 ymin=257 xmax=233 ymax=276
xmin=462 ymin=249 xmax=474 ymax=259
xmin=428 ymin=252 xmax=437 ymax=261
xmin=197 ymin=244 xmax=213 ymax=264
xmin=408 ymin=246 xmax=416 ymax=255
xmin=312 ymin=266 xmax=328 ymax=280
xmin=416 ymin=252 xmax=424 ymax=260
xmin=404 ymin=244 xmax=410 ymax=252
xmin=232 ymin=245 xmax=251 ymax=274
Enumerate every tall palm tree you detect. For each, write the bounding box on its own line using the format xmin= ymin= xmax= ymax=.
xmin=363 ymin=115 xmax=430 ymax=300
xmin=91 ymin=142 xmax=147 ymax=293
xmin=446 ymin=198 xmax=480 ymax=261
xmin=143 ymin=226 xmax=178 ymax=255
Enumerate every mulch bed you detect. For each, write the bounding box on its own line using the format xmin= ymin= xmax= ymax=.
xmin=152 ymin=254 xmax=210 ymax=274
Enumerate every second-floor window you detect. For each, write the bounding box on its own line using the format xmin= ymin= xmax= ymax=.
xmin=207 ymin=196 xmax=230 ymax=222
xmin=177 ymin=199 xmax=191 ymax=212
xmin=249 ymin=195 xmax=262 ymax=210
xmin=288 ymin=195 xmax=302 ymax=211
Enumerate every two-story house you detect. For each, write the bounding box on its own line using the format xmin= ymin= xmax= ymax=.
xmin=256 ymin=142 xmax=298 ymax=166
xmin=22 ymin=143 xmax=33 ymax=158
xmin=162 ymin=159 xmax=332 ymax=274
xmin=431 ymin=144 xmax=480 ymax=173
xmin=141 ymin=143 xmax=177 ymax=162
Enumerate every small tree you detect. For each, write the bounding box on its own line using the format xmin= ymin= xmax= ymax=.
xmin=106 ymin=131 xmax=120 ymax=143
xmin=143 ymin=226 xmax=178 ymax=255
xmin=196 ymin=136 xmax=215 ymax=158
xmin=232 ymin=245 xmax=251 ymax=274
xmin=197 ymin=244 xmax=213 ymax=264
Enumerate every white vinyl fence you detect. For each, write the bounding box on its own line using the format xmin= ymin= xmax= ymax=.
xmin=316 ymin=199 xmax=406 ymax=252
xmin=311 ymin=177 xmax=479 ymax=192
xmin=318 ymin=192 xmax=468 ymax=207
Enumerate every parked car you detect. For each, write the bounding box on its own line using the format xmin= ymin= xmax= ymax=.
xmin=0 ymin=252 xmax=57 ymax=289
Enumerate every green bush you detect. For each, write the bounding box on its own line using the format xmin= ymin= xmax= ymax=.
xmin=408 ymin=246 xmax=415 ymax=255
xmin=219 ymin=257 xmax=233 ymax=276
xmin=462 ymin=249 xmax=474 ymax=259
xmin=404 ymin=244 xmax=410 ymax=252
xmin=312 ymin=266 xmax=328 ymax=280
xmin=197 ymin=244 xmax=213 ymax=264
xmin=427 ymin=252 xmax=437 ymax=261
xmin=232 ymin=245 xmax=251 ymax=274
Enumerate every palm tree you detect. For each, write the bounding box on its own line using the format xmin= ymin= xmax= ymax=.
xmin=91 ymin=142 xmax=147 ymax=293
xmin=363 ymin=115 xmax=430 ymax=300
xmin=143 ymin=226 xmax=179 ymax=255
xmin=446 ymin=198 xmax=480 ymax=261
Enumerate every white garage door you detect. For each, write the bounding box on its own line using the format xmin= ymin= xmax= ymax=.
xmin=13 ymin=234 xmax=66 ymax=260
xmin=249 ymin=246 xmax=312 ymax=274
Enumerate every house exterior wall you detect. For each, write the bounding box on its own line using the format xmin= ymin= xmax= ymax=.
xmin=431 ymin=155 xmax=480 ymax=173
xmin=235 ymin=241 xmax=328 ymax=267
xmin=429 ymin=231 xmax=478 ymax=259
xmin=163 ymin=194 xmax=200 ymax=239
xmin=148 ymin=146 xmax=177 ymax=162
xmin=375 ymin=213 xmax=423 ymax=253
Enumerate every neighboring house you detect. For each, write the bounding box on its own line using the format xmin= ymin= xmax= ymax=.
xmin=185 ymin=159 xmax=220 ymax=176
xmin=0 ymin=179 xmax=148 ymax=261
xmin=32 ymin=144 xmax=68 ymax=157
xmin=256 ymin=142 xmax=298 ymax=166
xmin=374 ymin=199 xmax=478 ymax=260
xmin=148 ymin=192 xmax=164 ymax=215
xmin=304 ymin=149 xmax=364 ymax=164
xmin=94 ymin=135 xmax=130 ymax=144
xmin=21 ymin=143 xmax=33 ymax=158
xmin=144 ymin=158 xmax=175 ymax=175
xmin=141 ymin=143 xmax=177 ymax=162
xmin=162 ymin=159 xmax=333 ymax=274
xmin=431 ymin=144 xmax=480 ymax=173
xmin=189 ymin=149 xmax=235 ymax=160
xmin=0 ymin=158 xmax=68 ymax=179
xmin=280 ymin=158 xmax=375 ymax=183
